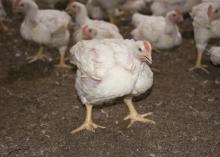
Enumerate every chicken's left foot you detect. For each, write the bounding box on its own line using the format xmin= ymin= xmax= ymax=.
xmin=124 ymin=97 xmax=155 ymax=128
xmin=55 ymin=51 xmax=71 ymax=69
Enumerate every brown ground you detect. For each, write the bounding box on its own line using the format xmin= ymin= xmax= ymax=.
xmin=0 ymin=8 xmax=220 ymax=157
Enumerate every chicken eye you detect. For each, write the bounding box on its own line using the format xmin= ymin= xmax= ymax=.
xmin=138 ymin=48 xmax=142 ymax=52
xmin=215 ymin=10 xmax=218 ymax=14
xmin=88 ymin=29 xmax=92 ymax=33
xmin=173 ymin=14 xmax=176 ymax=17
xmin=20 ymin=3 xmax=24 ymax=7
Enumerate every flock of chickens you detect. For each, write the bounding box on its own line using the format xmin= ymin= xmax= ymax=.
xmin=1 ymin=0 xmax=220 ymax=134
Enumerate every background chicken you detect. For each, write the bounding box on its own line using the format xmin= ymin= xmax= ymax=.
xmin=150 ymin=0 xmax=201 ymax=16
xmin=69 ymin=39 xmax=155 ymax=133
xmin=66 ymin=1 xmax=122 ymax=42
xmin=131 ymin=10 xmax=183 ymax=50
xmin=86 ymin=0 xmax=125 ymax=22
xmin=209 ymin=47 xmax=220 ymax=66
xmin=190 ymin=1 xmax=220 ymax=73
xmin=14 ymin=0 xmax=71 ymax=68
xmin=120 ymin=0 xmax=150 ymax=14
xmin=0 ymin=0 xmax=8 ymax=31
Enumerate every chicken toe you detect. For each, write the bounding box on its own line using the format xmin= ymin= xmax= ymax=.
xmin=54 ymin=51 xmax=71 ymax=69
xmin=28 ymin=46 xmax=49 ymax=63
xmin=71 ymin=104 xmax=105 ymax=134
xmin=124 ymin=97 xmax=155 ymax=128
xmin=189 ymin=52 xmax=209 ymax=74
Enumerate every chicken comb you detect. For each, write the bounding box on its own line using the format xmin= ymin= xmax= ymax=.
xmin=208 ymin=5 xmax=213 ymax=18
xmin=15 ymin=0 xmax=21 ymax=7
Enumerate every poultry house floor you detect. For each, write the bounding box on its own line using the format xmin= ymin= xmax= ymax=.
xmin=0 ymin=15 xmax=220 ymax=157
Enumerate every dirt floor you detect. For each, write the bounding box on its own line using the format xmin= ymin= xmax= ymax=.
xmin=0 ymin=7 xmax=220 ymax=157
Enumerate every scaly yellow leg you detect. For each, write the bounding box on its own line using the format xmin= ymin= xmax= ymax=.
xmin=0 ymin=21 xmax=9 ymax=31
xmin=189 ymin=51 xmax=209 ymax=74
xmin=71 ymin=104 xmax=105 ymax=134
xmin=28 ymin=46 xmax=49 ymax=63
xmin=54 ymin=51 xmax=71 ymax=69
xmin=124 ymin=97 xmax=155 ymax=128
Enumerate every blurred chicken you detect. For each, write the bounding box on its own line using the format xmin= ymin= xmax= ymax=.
xmin=150 ymin=0 xmax=201 ymax=16
xmin=0 ymin=0 xmax=8 ymax=31
xmin=69 ymin=39 xmax=155 ymax=133
xmin=209 ymin=47 xmax=220 ymax=65
xmin=75 ymin=24 xmax=123 ymax=41
xmin=86 ymin=0 xmax=125 ymax=22
xmin=131 ymin=10 xmax=183 ymax=50
xmin=120 ymin=0 xmax=149 ymax=14
xmin=35 ymin=0 xmax=68 ymax=9
xmin=66 ymin=1 xmax=123 ymax=42
xmin=190 ymin=1 xmax=220 ymax=73
xmin=14 ymin=0 xmax=71 ymax=68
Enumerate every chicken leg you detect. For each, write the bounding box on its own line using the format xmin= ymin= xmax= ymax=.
xmin=28 ymin=46 xmax=49 ymax=63
xmin=54 ymin=51 xmax=71 ymax=69
xmin=71 ymin=104 xmax=105 ymax=134
xmin=124 ymin=97 xmax=155 ymax=128
xmin=0 ymin=21 xmax=9 ymax=32
xmin=189 ymin=51 xmax=209 ymax=74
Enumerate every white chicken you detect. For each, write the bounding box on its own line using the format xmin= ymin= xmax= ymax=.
xmin=150 ymin=0 xmax=201 ymax=16
xmin=14 ymin=0 xmax=71 ymax=68
xmin=66 ymin=1 xmax=123 ymax=42
xmin=120 ymin=0 xmax=150 ymax=14
xmin=209 ymin=47 xmax=220 ymax=66
xmin=34 ymin=0 xmax=68 ymax=8
xmin=0 ymin=0 xmax=8 ymax=31
xmin=131 ymin=10 xmax=183 ymax=50
xmin=69 ymin=39 xmax=155 ymax=133
xmin=86 ymin=0 xmax=125 ymax=22
xmin=190 ymin=2 xmax=220 ymax=73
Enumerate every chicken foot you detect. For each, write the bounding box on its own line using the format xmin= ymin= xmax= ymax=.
xmin=0 ymin=21 xmax=9 ymax=32
xmin=189 ymin=51 xmax=209 ymax=74
xmin=28 ymin=46 xmax=49 ymax=63
xmin=124 ymin=97 xmax=155 ymax=128
xmin=54 ymin=51 xmax=71 ymax=69
xmin=71 ymin=104 xmax=105 ymax=134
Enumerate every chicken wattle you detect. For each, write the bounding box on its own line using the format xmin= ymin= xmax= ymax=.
xmin=69 ymin=39 xmax=155 ymax=133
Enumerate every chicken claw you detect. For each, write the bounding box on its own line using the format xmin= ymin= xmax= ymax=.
xmin=189 ymin=51 xmax=209 ymax=74
xmin=54 ymin=51 xmax=71 ymax=69
xmin=124 ymin=97 xmax=155 ymax=128
xmin=28 ymin=46 xmax=49 ymax=63
xmin=189 ymin=65 xmax=209 ymax=74
xmin=71 ymin=104 xmax=105 ymax=134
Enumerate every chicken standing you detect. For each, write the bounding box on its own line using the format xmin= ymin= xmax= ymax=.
xmin=0 ymin=0 xmax=8 ymax=31
xmin=131 ymin=10 xmax=183 ymax=50
xmin=209 ymin=47 xmax=220 ymax=66
xmin=150 ymin=0 xmax=201 ymax=16
xmin=190 ymin=2 xmax=220 ymax=73
xmin=70 ymin=39 xmax=155 ymax=133
xmin=14 ymin=0 xmax=71 ymax=68
xmin=66 ymin=1 xmax=123 ymax=42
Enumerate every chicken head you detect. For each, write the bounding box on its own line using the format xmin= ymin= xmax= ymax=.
xmin=135 ymin=41 xmax=152 ymax=64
